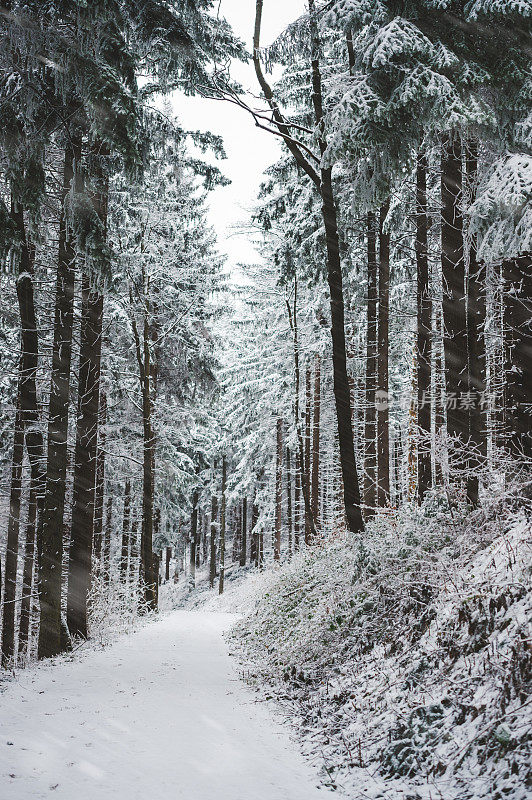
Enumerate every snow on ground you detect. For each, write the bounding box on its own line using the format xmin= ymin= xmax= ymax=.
xmin=0 ymin=609 xmax=337 ymax=800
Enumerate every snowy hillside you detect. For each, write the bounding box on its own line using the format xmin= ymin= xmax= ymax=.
xmin=228 ymin=489 xmax=531 ymax=800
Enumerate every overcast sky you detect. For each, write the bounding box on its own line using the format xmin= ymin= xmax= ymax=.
xmin=173 ymin=0 xmax=307 ymax=271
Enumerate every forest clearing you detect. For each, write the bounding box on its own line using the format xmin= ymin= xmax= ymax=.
xmin=0 ymin=1 xmax=530 ymax=799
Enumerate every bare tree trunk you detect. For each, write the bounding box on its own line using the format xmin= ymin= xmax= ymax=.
xmin=364 ymin=212 xmax=378 ymax=519
xmin=1 ymin=400 xmax=24 ymax=667
xmin=218 ymin=456 xmax=227 ymax=595
xmin=286 ymin=448 xmax=293 ymax=557
xmin=18 ymin=484 xmax=37 ymax=661
xmin=67 ymin=276 xmax=103 ymax=638
xmin=239 ymin=496 xmax=247 ymax=567
xmin=275 ymin=419 xmax=283 ymax=561
xmin=39 ymin=135 xmax=80 ymax=659
xmin=441 ymin=133 xmax=468 ymax=475
xmin=251 ymin=501 xmax=259 ymax=567
xmin=189 ymin=489 xmax=198 ymax=588
xmin=434 ymin=302 xmax=445 ymax=485
xmin=286 ymin=280 xmax=317 ymax=542
xmin=504 ymin=254 xmax=532 ymax=460
xmin=308 ymin=0 xmax=363 ymax=533
xmin=416 ymin=152 xmax=432 ymax=502
xmin=294 ymin=449 xmax=302 ymax=551
xmin=209 ymin=464 xmax=218 ymax=588
xmin=304 ymin=364 xmax=312 ymax=543
xmin=103 ymin=495 xmax=112 ymax=583
xmin=311 ymin=356 xmax=320 ymax=524
xmin=119 ymin=479 xmax=131 ymax=581
xmin=129 ymin=512 xmax=139 ymax=585
xmin=377 ymin=202 xmax=390 ymax=506
xmin=131 ymin=298 xmax=155 ymax=609
xmin=465 ymin=142 xmax=486 ymax=506
xmin=92 ymin=393 xmax=106 ymax=572
xmin=165 ymin=546 xmax=171 ymax=583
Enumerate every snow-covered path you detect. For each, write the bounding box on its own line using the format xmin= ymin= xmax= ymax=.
xmin=0 ymin=611 xmax=333 ymax=800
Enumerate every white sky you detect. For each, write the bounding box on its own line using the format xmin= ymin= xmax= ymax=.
xmin=173 ymin=0 xmax=307 ymax=271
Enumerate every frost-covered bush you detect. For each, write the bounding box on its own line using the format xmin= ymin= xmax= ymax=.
xmin=232 ymin=486 xmax=532 ymax=800
xmin=88 ymin=575 xmax=153 ymax=647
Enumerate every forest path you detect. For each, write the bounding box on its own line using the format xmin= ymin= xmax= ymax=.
xmin=0 ymin=610 xmax=334 ymax=800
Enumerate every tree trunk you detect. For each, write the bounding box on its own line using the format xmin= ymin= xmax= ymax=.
xmin=18 ymin=484 xmax=37 ymax=662
xmin=209 ymin=465 xmax=218 ymax=588
xmin=308 ymin=0 xmax=364 ymax=533
xmin=67 ymin=276 xmax=103 ymax=638
xmin=311 ymin=356 xmax=320 ymax=524
xmin=503 ymin=254 xmax=532 ymax=460
xmin=286 ymin=448 xmax=293 ymax=557
xmin=275 ymin=418 xmax=283 ymax=561
xmin=294 ymin=449 xmax=302 ymax=551
xmin=1 ymin=400 xmax=24 ymax=667
xmin=189 ymin=489 xmax=198 ymax=588
xmin=218 ymin=456 xmax=227 ymax=595
xmin=11 ymin=201 xmax=45 ymax=547
xmin=465 ymin=143 xmax=486 ymax=506
xmin=92 ymin=392 xmax=106 ymax=571
xmin=119 ymin=479 xmax=131 ymax=581
xmin=67 ymin=139 xmax=107 ymax=637
xmin=38 ymin=135 xmax=80 ymax=659
xmin=103 ymin=496 xmax=113 ymax=583
xmin=131 ymin=299 xmax=155 ymax=609
xmin=239 ymin=496 xmax=247 ymax=567
xmin=416 ymin=152 xmax=432 ymax=502
xmin=251 ymin=502 xmax=259 ymax=567
xmin=165 ymin=546 xmax=171 ymax=582
xmin=304 ymin=364 xmax=312 ymax=543
xmin=441 ymin=133 xmax=468 ymax=471
xmin=364 ymin=212 xmax=378 ymax=519
xmin=377 ymin=202 xmax=390 ymax=506
xmin=129 ymin=512 xmax=139 ymax=585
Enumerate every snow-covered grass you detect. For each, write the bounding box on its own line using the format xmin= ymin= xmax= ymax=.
xmin=226 ymin=485 xmax=531 ymax=800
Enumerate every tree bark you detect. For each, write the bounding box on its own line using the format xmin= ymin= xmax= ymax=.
xmin=67 ymin=276 xmax=103 ymax=638
xmin=377 ymin=203 xmax=390 ymax=506
xmin=239 ymin=496 xmax=247 ymax=567
xmin=286 ymin=448 xmax=293 ymax=557
xmin=218 ymin=456 xmax=227 ymax=594
xmin=67 ymin=139 xmax=107 ymax=637
xmin=131 ymin=294 xmax=155 ymax=609
xmin=416 ymin=152 xmax=432 ymax=502
xmin=92 ymin=392 xmax=106 ymax=572
xmin=308 ymin=0 xmax=364 ymax=533
xmin=465 ymin=143 xmax=486 ymax=506
xmin=364 ymin=212 xmax=378 ymax=519
xmin=189 ymin=489 xmax=198 ymax=588
xmin=103 ymin=495 xmax=113 ymax=583
xmin=275 ymin=418 xmax=283 ymax=561
xmin=18 ymin=484 xmax=37 ymax=661
xmin=119 ymin=479 xmax=131 ymax=581
xmin=1 ymin=399 xmax=24 ymax=667
xmin=165 ymin=546 xmax=171 ymax=583
xmin=311 ymin=356 xmax=320 ymax=523
xmin=304 ymin=364 xmax=312 ymax=543
xmin=251 ymin=501 xmax=259 ymax=567
xmin=209 ymin=463 xmax=218 ymax=588
xmin=38 ymin=135 xmax=80 ymax=659
xmin=503 ymin=254 xmax=532 ymax=460
xmin=441 ymin=133 xmax=468 ymax=468
xmin=294 ymin=449 xmax=302 ymax=551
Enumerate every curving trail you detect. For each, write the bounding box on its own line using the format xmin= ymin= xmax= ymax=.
xmin=0 ymin=611 xmax=333 ymax=800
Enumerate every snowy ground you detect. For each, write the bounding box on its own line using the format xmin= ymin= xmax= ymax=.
xmin=0 ymin=610 xmax=336 ymax=800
